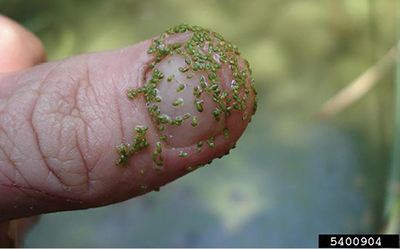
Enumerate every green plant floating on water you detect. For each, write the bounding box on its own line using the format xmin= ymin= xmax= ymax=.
xmin=116 ymin=23 xmax=257 ymax=172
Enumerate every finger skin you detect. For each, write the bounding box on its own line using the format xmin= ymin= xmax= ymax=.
xmin=0 ymin=14 xmax=47 ymax=246
xmin=0 ymin=28 xmax=256 ymax=222
xmin=0 ymin=15 xmax=46 ymax=73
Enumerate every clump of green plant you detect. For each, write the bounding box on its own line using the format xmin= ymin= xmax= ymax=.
xmin=116 ymin=24 xmax=257 ymax=191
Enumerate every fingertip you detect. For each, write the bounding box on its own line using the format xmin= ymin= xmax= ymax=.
xmin=124 ymin=24 xmax=257 ymax=179
xmin=0 ymin=15 xmax=46 ymax=73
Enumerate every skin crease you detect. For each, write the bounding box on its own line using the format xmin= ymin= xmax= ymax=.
xmin=0 ymin=14 xmax=46 ymax=247
xmin=0 ymin=20 xmax=256 ymax=249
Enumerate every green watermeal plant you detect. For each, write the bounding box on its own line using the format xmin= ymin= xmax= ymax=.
xmin=116 ymin=23 xmax=257 ymax=176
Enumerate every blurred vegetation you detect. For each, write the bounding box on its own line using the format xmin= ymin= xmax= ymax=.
xmin=1 ymin=0 xmax=399 ymax=247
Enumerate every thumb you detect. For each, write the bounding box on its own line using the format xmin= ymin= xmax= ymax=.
xmin=0 ymin=24 xmax=257 ymax=222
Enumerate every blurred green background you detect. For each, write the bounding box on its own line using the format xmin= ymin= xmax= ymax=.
xmin=1 ymin=0 xmax=399 ymax=247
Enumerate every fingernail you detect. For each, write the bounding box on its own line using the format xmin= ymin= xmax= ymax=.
xmin=121 ymin=24 xmax=257 ymax=170
xmin=144 ymin=24 xmax=257 ymax=146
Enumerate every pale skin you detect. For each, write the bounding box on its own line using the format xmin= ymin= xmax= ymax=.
xmin=0 ymin=15 xmax=255 ymax=245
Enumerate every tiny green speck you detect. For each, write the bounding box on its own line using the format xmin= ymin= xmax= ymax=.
xmin=195 ymin=100 xmax=204 ymax=112
xmin=172 ymin=98 xmax=183 ymax=106
xmin=127 ymin=89 xmax=138 ymax=99
xmin=177 ymin=84 xmax=185 ymax=92
xmin=179 ymin=151 xmax=188 ymax=157
xmin=178 ymin=67 xmax=188 ymax=73
xmin=224 ymin=129 xmax=229 ymax=139
xmin=207 ymin=140 xmax=215 ymax=148
xmin=167 ymin=74 xmax=175 ymax=82
xmin=191 ymin=117 xmax=198 ymax=127
xmin=141 ymin=186 xmax=148 ymax=192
